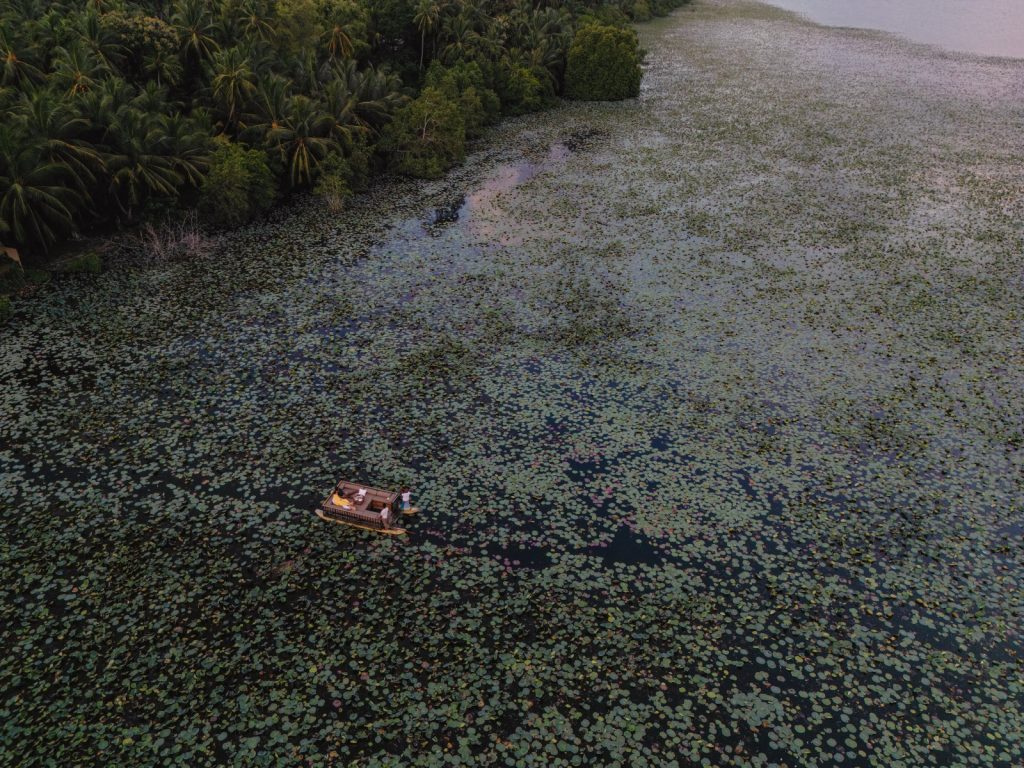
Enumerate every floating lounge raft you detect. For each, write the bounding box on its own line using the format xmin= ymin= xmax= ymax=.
xmin=316 ymin=481 xmax=408 ymax=534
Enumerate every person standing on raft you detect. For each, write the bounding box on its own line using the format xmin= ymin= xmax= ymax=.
xmin=400 ymin=486 xmax=412 ymax=513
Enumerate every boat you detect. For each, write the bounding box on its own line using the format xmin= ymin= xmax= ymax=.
xmin=316 ymin=481 xmax=407 ymax=534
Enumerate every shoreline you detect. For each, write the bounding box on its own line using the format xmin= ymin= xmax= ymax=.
xmin=0 ymin=18 xmax=667 ymax=326
xmin=2 ymin=1 xmax=1022 ymax=765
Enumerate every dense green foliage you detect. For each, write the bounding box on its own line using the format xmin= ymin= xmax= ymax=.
xmin=312 ymin=149 xmax=358 ymax=210
xmin=384 ymin=86 xmax=466 ymax=178
xmin=0 ymin=0 xmax=689 ymax=260
xmin=198 ymin=139 xmax=276 ymax=228
xmin=565 ymin=23 xmax=642 ymax=101
xmin=425 ymin=60 xmax=500 ymax=136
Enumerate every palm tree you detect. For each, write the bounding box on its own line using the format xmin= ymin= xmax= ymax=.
xmin=457 ymin=0 xmax=492 ymax=31
xmin=239 ymin=36 xmax=278 ymax=75
xmin=267 ymin=95 xmax=335 ymax=187
xmin=295 ymin=48 xmax=321 ymax=97
xmin=324 ymin=61 xmax=405 ymax=133
xmin=173 ymin=0 xmax=220 ymax=65
xmin=321 ymin=77 xmax=362 ymax=150
xmin=103 ymin=108 xmax=182 ymax=218
xmin=323 ymin=22 xmax=354 ymax=61
xmin=1 ymin=0 xmax=45 ymax=23
xmin=143 ymin=42 xmax=184 ymax=87
xmin=130 ymin=81 xmax=172 ymax=115
xmin=439 ymin=15 xmax=480 ymax=65
xmin=162 ymin=113 xmax=210 ymax=186
xmin=2 ymin=0 xmax=51 ymax=56
xmin=0 ymin=25 xmax=44 ymax=88
xmin=351 ymin=65 xmax=406 ymax=131
xmin=208 ymin=47 xmax=256 ymax=134
xmin=413 ymin=0 xmax=441 ymax=70
xmin=78 ymin=77 xmax=136 ymax=138
xmin=236 ymin=0 xmax=274 ymax=43
xmin=36 ymin=6 xmax=66 ymax=56
xmin=512 ymin=29 xmax=563 ymax=78
xmin=13 ymin=91 xmax=103 ymax=194
xmin=51 ymin=42 xmax=107 ymax=96
xmin=241 ymin=74 xmax=291 ymax=145
xmin=0 ymin=126 xmax=82 ymax=253
xmin=528 ymin=8 xmax=571 ymax=61
xmin=77 ymin=9 xmax=124 ymax=71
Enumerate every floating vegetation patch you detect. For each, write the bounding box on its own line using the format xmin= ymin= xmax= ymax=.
xmin=562 ymin=127 xmax=605 ymax=152
xmin=430 ymin=194 xmax=468 ymax=227
xmin=2 ymin=2 xmax=1023 ymax=766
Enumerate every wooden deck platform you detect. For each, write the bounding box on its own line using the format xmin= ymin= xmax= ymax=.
xmin=317 ymin=481 xmax=402 ymax=532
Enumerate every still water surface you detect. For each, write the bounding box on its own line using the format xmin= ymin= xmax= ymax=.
xmin=760 ymin=0 xmax=1024 ymax=57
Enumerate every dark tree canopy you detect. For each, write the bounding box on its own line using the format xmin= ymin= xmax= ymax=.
xmin=0 ymin=0 xmax=689 ymax=258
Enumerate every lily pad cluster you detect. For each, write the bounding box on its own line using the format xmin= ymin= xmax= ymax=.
xmin=1 ymin=2 xmax=1022 ymax=766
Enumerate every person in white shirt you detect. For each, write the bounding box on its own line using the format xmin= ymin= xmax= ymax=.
xmin=400 ymin=487 xmax=412 ymax=513
xmin=380 ymin=502 xmax=391 ymax=529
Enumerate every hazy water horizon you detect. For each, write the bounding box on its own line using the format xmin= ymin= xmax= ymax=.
xmin=759 ymin=0 xmax=1024 ymax=58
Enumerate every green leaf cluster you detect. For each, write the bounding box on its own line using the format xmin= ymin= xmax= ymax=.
xmin=198 ymin=138 xmax=276 ymax=228
xmin=384 ymin=87 xmax=465 ymax=179
xmin=565 ymin=24 xmax=643 ymax=102
xmin=425 ymin=61 xmax=500 ymax=137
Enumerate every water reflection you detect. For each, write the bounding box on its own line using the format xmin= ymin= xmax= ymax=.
xmin=463 ymin=142 xmax=571 ymax=242
xmin=760 ymin=0 xmax=1024 ymax=58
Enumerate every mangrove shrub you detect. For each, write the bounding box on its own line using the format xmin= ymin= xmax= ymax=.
xmin=565 ymin=24 xmax=642 ymax=101
xmin=426 ymin=61 xmax=501 ymax=138
xmin=198 ymin=140 xmax=276 ymax=228
xmin=385 ymin=87 xmax=465 ymax=178
xmin=313 ymin=151 xmax=357 ymax=211
xmin=500 ymin=66 xmax=553 ymax=116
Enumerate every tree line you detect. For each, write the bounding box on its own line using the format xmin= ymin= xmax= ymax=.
xmin=0 ymin=0 xmax=689 ymax=260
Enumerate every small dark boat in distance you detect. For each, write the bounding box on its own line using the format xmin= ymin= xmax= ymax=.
xmin=316 ymin=481 xmax=407 ymax=534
